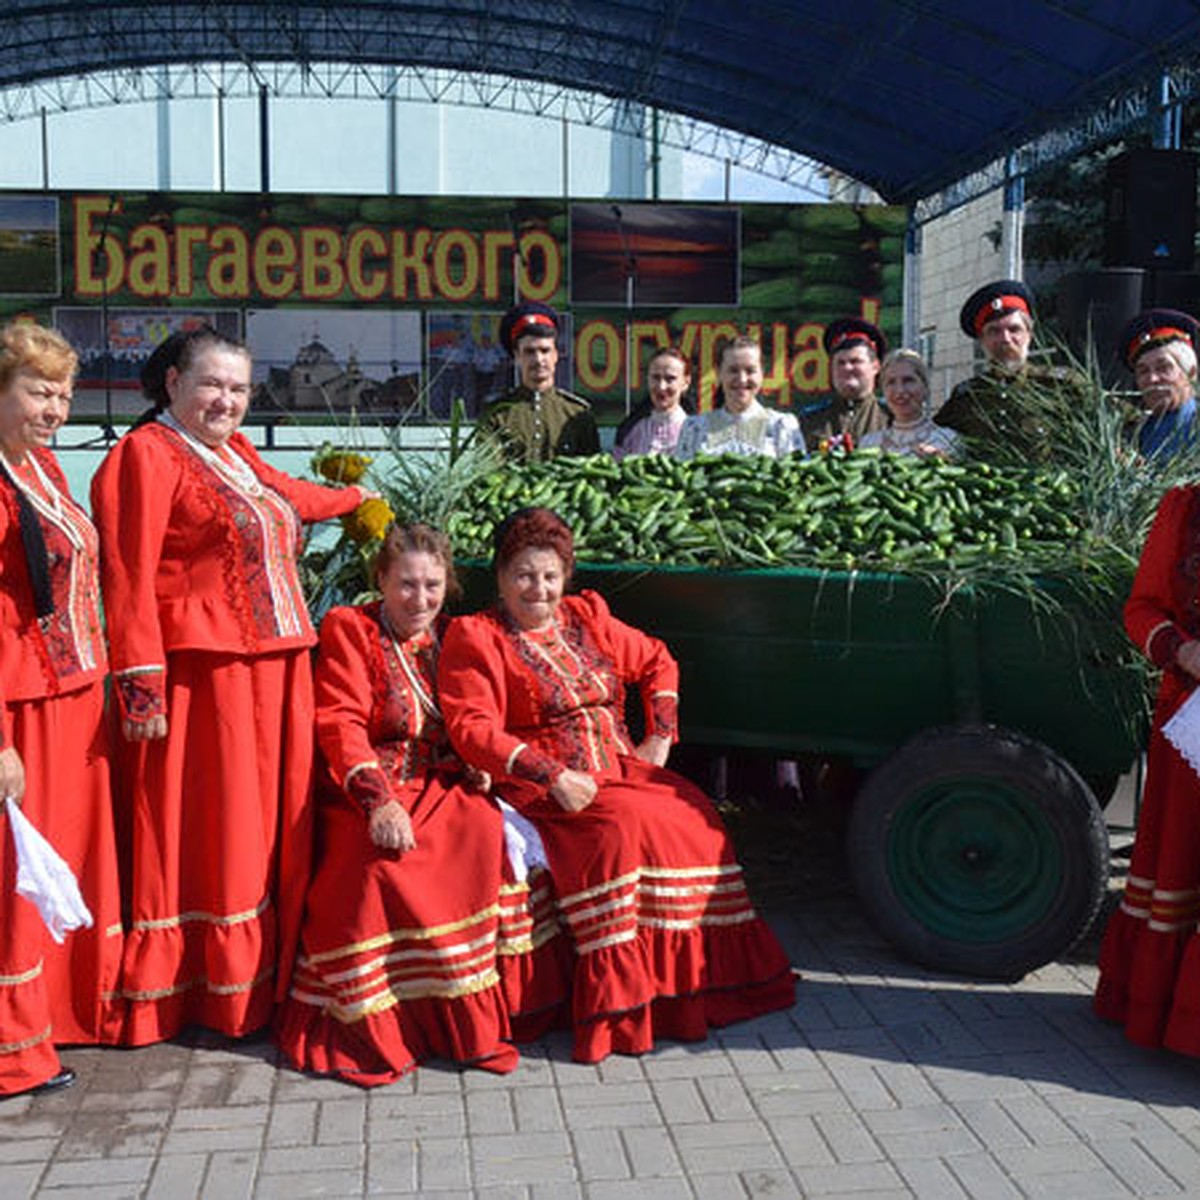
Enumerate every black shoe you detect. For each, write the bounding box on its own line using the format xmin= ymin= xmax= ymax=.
xmin=29 ymin=1067 xmax=75 ymax=1096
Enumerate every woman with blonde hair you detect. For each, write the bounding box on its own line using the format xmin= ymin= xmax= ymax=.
xmin=860 ymin=349 xmax=961 ymax=459
xmin=0 ymin=320 xmax=124 ymax=1095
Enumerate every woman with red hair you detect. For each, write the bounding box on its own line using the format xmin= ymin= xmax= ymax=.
xmin=277 ymin=523 xmax=567 ymax=1086
xmin=439 ymin=507 xmax=795 ymax=1063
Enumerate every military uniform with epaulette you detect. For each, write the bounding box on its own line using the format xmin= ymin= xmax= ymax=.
xmin=937 ymin=279 xmax=1088 ymax=461
xmin=803 ymin=317 xmax=888 ymax=448
xmin=477 ymin=385 xmax=600 ymax=464
xmin=477 ymin=300 xmax=601 ymax=465
xmin=798 ymin=392 xmax=888 ymax=449
xmin=934 ymin=362 xmax=1088 ymax=460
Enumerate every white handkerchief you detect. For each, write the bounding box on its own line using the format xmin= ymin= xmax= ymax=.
xmin=497 ymin=798 xmax=549 ymax=883
xmin=5 ymin=797 xmax=93 ymax=944
xmin=1163 ymin=687 xmax=1200 ymax=781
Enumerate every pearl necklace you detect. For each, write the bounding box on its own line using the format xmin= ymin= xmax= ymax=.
xmin=158 ymin=410 xmax=263 ymax=496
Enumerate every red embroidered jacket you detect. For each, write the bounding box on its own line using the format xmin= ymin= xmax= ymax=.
xmin=91 ymin=422 xmax=362 ymax=721
xmin=0 ymin=449 xmax=106 ymax=744
xmin=315 ymin=604 xmax=456 ymax=814
xmin=439 ymin=590 xmax=680 ymax=795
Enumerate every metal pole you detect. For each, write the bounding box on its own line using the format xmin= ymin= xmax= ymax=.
xmin=1157 ymin=72 xmax=1182 ymax=149
xmin=156 ymin=68 xmax=171 ymax=191
xmin=612 ymin=205 xmax=636 ymax=412
xmin=650 ymin=107 xmax=660 ymax=200
xmin=387 ymin=71 xmax=398 ymax=194
xmin=215 ymin=91 xmax=226 ymax=191
xmin=95 ymin=195 xmax=119 ymax=442
xmin=903 ymin=217 xmax=921 ymax=349
xmin=258 ymin=84 xmax=270 ymax=193
xmin=1002 ymin=153 xmax=1025 ymax=281
xmin=562 ymin=113 xmax=569 ymax=200
xmin=40 ymin=107 xmax=49 ymax=190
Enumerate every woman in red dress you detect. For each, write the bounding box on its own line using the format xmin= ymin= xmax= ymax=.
xmin=439 ymin=507 xmax=796 ymax=1063
xmin=0 ymin=321 xmax=123 ymax=1095
xmin=1095 ymin=484 xmax=1200 ymax=1053
xmin=277 ymin=523 xmax=567 ymax=1086
xmin=91 ymin=326 xmax=368 ymax=1045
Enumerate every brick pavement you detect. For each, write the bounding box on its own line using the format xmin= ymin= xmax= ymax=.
xmin=4 ymin=875 xmax=1200 ymax=1197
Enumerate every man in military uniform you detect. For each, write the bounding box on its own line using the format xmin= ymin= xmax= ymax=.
xmin=1118 ymin=307 xmax=1200 ymax=460
xmin=798 ymin=318 xmax=889 ymax=449
xmin=476 ymin=301 xmax=600 ymax=463
xmin=935 ymin=279 xmax=1088 ymax=459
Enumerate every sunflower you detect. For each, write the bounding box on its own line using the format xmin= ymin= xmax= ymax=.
xmin=341 ymin=496 xmax=395 ymax=544
xmin=314 ymin=448 xmax=373 ymax=485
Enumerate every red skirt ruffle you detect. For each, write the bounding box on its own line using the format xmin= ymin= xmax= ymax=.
xmin=496 ymin=870 xmax=573 ymax=1042
xmin=0 ymin=681 xmax=124 ymax=1091
xmin=1094 ymin=713 xmax=1200 ymax=1054
xmin=115 ymin=649 xmax=314 ymax=1045
xmin=0 ymin=816 xmax=62 ymax=1094
xmin=505 ymin=756 xmax=796 ymax=1063
xmin=277 ymin=771 xmax=569 ymax=1086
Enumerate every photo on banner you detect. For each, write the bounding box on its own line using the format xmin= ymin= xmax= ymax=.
xmin=0 ymin=195 xmax=60 ymax=297
xmin=54 ymin=307 xmax=242 ymax=419
xmin=246 ymin=308 xmax=422 ymax=418
xmin=570 ymin=203 xmax=740 ymax=307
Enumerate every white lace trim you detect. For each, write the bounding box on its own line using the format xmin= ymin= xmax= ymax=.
xmin=1163 ymin=687 xmax=1200 ymax=780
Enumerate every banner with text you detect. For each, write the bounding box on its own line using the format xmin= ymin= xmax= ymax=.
xmin=0 ymin=192 xmax=906 ymax=421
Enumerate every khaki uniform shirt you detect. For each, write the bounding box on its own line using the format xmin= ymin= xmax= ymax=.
xmin=798 ymin=393 xmax=888 ymax=448
xmin=477 ymin=386 xmax=601 ymax=464
xmin=934 ymin=362 xmax=1088 ymax=460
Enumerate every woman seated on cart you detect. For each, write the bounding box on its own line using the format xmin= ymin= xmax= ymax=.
xmin=437 ymin=506 xmax=796 ymax=1064
xmin=277 ymin=523 xmax=568 ymax=1086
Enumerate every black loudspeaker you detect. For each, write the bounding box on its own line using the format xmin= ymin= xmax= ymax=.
xmin=1145 ymin=269 xmax=1200 ymax=316
xmin=1057 ymin=268 xmax=1146 ymax=385
xmin=1103 ymin=149 xmax=1197 ymax=272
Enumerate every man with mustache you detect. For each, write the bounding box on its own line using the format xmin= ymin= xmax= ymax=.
xmin=1120 ymin=308 xmax=1200 ymax=460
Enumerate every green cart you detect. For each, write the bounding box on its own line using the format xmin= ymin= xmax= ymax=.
xmin=464 ymin=560 xmax=1146 ymax=980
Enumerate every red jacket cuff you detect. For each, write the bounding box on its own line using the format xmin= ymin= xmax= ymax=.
xmin=510 ymin=745 xmax=565 ymax=789
xmin=1148 ymin=624 xmax=1187 ymax=672
xmin=116 ymin=671 xmax=166 ymax=723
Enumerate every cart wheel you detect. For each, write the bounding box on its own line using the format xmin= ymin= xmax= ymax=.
xmin=846 ymin=725 xmax=1109 ymax=980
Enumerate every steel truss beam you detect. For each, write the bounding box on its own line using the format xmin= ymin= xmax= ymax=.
xmin=0 ymin=60 xmax=830 ymax=199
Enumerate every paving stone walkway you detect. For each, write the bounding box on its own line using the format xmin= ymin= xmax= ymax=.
xmin=4 ymin=794 xmax=1199 ymax=1199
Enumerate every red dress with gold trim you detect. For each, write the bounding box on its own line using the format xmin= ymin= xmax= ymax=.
xmin=439 ymin=590 xmax=796 ymax=1063
xmin=90 ymin=420 xmax=361 ymax=1045
xmin=1096 ymin=485 xmax=1200 ymax=1052
xmin=0 ymin=448 xmax=124 ymax=1093
xmin=276 ymin=603 xmax=568 ymax=1086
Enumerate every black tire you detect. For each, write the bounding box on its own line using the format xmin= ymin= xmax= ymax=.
xmin=846 ymin=725 xmax=1109 ymax=980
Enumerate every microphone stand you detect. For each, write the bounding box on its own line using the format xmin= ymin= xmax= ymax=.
xmin=96 ymin=194 xmax=119 ymax=444
xmin=611 ymin=204 xmax=637 ymax=414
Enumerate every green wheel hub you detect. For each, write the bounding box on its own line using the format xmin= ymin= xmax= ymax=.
xmin=886 ymin=777 xmax=1062 ymax=944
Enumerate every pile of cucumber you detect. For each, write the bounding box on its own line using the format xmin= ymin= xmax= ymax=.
xmin=444 ymin=450 xmax=1082 ymax=571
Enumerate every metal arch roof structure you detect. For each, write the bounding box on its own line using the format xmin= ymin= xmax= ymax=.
xmin=2 ymin=1 xmax=1200 ymax=214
